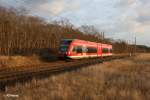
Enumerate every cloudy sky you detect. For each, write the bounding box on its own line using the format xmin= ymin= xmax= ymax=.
xmin=0 ymin=0 xmax=150 ymax=46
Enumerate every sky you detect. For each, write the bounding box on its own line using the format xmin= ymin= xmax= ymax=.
xmin=0 ymin=0 xmax=150 ymax=46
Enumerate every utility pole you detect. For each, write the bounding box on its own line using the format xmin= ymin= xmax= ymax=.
xmin=126 ymin=40 xmax=128 ymax=53
xmin=103 ymin=32 xmax=105 ymax=42
xmin=101 ymin=32 xmax=105 ymax=43
xmin=135 ymin=37 xmax=136 ymax=54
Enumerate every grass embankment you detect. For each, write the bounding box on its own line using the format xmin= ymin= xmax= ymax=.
xmin=0 ymin=56 xmax=41 ymax=68
xmin=0 ymin=54 xmax=150 ymax=100
xmin=0 ymin=55 xmax=58 ymax=68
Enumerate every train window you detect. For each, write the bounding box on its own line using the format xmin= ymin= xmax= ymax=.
xmin=76 ymin=46 xmax=82 ymax=53
xmin=110 ymin=49 xmax=113 ymax=53
xmin=72 ymin=46 xmax=82 ymax=53
xmin=72 ymin=46 xmax=77 ymax=53
xmin=87 ymin=47 xmax=97 ymax=53
xmin=102 ymin=48 xmax=109 ymax=53
xmin=82 ymin=47 xmax=87 ymax=53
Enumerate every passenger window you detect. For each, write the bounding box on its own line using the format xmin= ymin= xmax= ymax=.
xmin=82 ymin=47 xmax=87 ymax=53
xmin=110 ymin=49 xmax=113 ymax=53
xmin=87 ymin=47 xmax=97 ymax=53
xmin=102 ymin=48 xmax=108 ymax=53
xmin=72 ymin=46 xmax=82 ymax=53
xmin=77 ymin=46 xmax=82 ymax=53
xmin=72 ymin=47 xmax=77 ymax=53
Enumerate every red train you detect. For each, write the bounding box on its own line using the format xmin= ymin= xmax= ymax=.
xmin=59 ymin=39 xmax=112 ymax=59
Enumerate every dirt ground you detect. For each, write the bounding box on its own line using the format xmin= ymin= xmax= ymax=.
xmin=0 ymin=53 xmax=150 ymax=100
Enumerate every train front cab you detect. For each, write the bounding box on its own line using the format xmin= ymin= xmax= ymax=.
xmin=59 ymin=39 xmax=73 ymax=59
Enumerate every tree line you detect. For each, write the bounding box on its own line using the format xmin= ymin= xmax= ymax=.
xmin=0 ymin=6 xmax=149 ymax=56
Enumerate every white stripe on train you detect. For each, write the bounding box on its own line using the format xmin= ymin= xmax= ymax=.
xmin=68 ymin=54 xmax=113 ymax=59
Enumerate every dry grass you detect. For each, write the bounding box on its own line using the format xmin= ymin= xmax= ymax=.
xmin=0 ymin=56 xmax=41 ymax=68
xmin=0 ymin=54 xmax=150 ymax=100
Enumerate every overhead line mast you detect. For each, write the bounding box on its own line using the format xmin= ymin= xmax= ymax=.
xmin=135 ymin=37 xmax=136 ymax=54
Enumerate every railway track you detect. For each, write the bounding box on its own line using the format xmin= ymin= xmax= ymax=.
xmin=0 ymin=54 xmax=130 ymax=91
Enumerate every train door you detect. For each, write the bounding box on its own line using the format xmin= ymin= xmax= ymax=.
xmin=98 ymin=44 xmax=102 ymax=57
xmin=82 ymin=45 xmax=87 ymax=58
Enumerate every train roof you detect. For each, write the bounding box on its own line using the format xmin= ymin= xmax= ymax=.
xmin=62 ymin=39 xmax=112 ymax=47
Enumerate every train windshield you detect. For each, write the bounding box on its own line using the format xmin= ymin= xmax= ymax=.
xmin=59 ymin=40 xmax=73 ymax=52
xmin=59 ymin=45 xmax=69 ymax=52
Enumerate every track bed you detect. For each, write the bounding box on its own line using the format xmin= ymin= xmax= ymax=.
xmin=0 ymin=54 xmax=131 ymax=91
